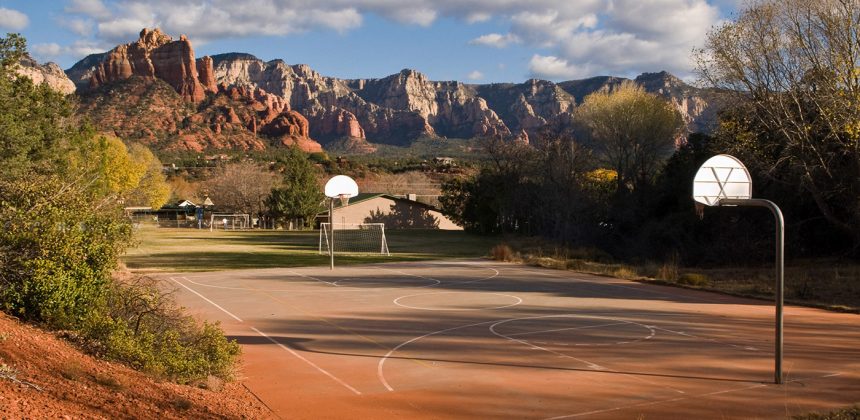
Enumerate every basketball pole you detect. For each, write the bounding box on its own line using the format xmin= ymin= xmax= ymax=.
xmin=329 ymin=197 xmax=334 ymax=270
xmin=720 ymin=198 xmax=784 ymax=384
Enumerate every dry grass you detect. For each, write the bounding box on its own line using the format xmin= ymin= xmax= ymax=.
xmin=502 ymin=240 xmax=859 ymax=312
xmin=490 ymin=244 xmax=516 ymax=261
xmin=793 ymin=404 xmax=860 ymax=419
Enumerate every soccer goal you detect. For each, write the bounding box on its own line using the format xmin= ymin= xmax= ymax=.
xmin=319 ymin=223 xmax=390 ymax=256
xmin=210 ymin=213 xmax=251 ymax=231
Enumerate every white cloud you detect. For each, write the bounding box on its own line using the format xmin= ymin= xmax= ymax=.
xmin=67 ymin=39 xmax=113 ymax=56
xmin=66 ymin=0 xmax=111 ymax=19
xmin=33 ymin=43 xmax=63 ymax=57
xmin=467 ymin=70 xmax=484 ymax=80
xmin=528 ymin=55 xmax=592 ymax=79
xmin=384 ymin=7 xmax=437 ymax=26
xmin=0 ymin=7 xmax=29 ymax=30
xmin=469 ymin=33 xmax=520 ymax=49
xmin=55 ymin=0 xmax=728 ymax=80
xmin=465 ymin=12 xmax=491 ymax=24
xmin=59 ymin=17 xmax=96 ymax=36
xmin=98 ymin=17 xmax=155 ymax=42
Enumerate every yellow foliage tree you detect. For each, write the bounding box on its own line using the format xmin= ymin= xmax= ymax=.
xmin=126 ymin=143 xmax=170 ymax=209
xmin=66 ymin=135 xmax=169 ymax=209
xmin=575 ymin=81 xmax=684 ymax=194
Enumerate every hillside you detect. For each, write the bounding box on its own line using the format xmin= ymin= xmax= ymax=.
xmin=0 ymin=311 xmax=270 ymax=418
xmin=60 ymin=27 xmax=718 ymax=154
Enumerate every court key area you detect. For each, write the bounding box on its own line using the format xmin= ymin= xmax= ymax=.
xmin=163 ymin=260 xmax=859 ymax=419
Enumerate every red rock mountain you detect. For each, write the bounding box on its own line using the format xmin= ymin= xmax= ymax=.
xmin=66 ymin=28 xmax=717 ymax=154
xmin=72 ymin=28 xmax=321 ymax=153
xmin=90 ymin=28 xmax=216 ymax=102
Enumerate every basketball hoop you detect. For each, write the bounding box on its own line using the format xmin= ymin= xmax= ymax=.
xmin=338 ymin=194 xmax=350 ymax=207
xmin=323 ymin=175 xmax=360 ymax=271
xmin=691 ymin=154 xmax=785 ymax=385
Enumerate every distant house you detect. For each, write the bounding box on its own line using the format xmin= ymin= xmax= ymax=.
xmin=433 ymin=157 xmax=455 ymax=166
xmin=318 ymin=193 xmax=461 ymax=230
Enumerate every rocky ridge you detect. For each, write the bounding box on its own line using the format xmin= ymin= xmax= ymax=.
xmin=14 ymin=55 xmax=76 ymax=95
xmin=66 ymin=28 xmax=718 ymax=153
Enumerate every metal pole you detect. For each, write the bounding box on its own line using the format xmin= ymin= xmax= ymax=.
xmin=329 ymin=198 xmax=334 ymax=271
xmin=720 ymin=198 xmax=784 ymax=384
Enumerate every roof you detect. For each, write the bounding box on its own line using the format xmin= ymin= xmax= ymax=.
xmin=322 ymin=193 xmax=439 ymax=215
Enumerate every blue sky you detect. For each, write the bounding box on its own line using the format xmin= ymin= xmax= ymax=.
xmin=0 ymin=0 xmax=741 ymax=83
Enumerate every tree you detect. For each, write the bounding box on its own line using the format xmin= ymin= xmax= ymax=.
xmin=696 ymin=0 xmax=860 ymax=246
xmin=265 ymin=147 xmax=323 ymax=228
xmin=205 ymin=161 xmax=278 ymax=217
xmin=0 ymin=175 xmax=132 ymax=326
xmin=575 ymin=81 xmax=684 ymax=195
xmin=0 ymin=33 xmax=74 ymax=178
xmin=126 ymin=143 xmax=171 ymax=209
xmin=64 ymin=135 xmax=171 ymax=209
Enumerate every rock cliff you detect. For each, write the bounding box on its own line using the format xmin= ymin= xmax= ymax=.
xmin=68 ymin=28 xmax=717 ymax=154
xmin=86 ymin=28 xmax=214 ymax=102
xmin=14 ymin=55 xmax=76 ymax=95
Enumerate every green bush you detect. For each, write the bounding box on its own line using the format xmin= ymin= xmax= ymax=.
xmin=0 ymin=176 xmax=132 ymax=328
xmin=80 ymin=276 xmax=240 ymax=383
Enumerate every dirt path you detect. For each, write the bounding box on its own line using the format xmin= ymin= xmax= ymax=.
xmin=0 ymin=312 xmax=270 ymax=419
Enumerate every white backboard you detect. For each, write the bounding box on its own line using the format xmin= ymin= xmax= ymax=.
xmin=324 ymin=175 xmax=359 ymax=198
xmin=693 ymin=154 xmax=752 ymax=206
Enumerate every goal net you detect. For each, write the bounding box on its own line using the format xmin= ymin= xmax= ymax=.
xmin=319 ymin=223 xmax=390 ymax=255
xmin=210 ymin=213 xmax=251 ymax=231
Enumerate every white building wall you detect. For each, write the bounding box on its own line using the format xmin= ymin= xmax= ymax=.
xmin=331 ymin=196 xmax=462 ymax=230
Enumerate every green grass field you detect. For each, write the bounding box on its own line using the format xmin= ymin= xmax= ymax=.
xmin=122 ymin=226 xmax=498 ymax=272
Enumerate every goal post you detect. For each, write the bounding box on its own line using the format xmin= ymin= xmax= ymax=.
xmin=210 ymin=213 xmax=251 ymax=231
xmin=319 ymin=223 xmax=390 ymax=256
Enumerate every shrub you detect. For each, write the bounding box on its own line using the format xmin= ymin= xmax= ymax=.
xmin=491 ymin=244 xmax=516 ymax=261
xmin=657 ymin=252 xmax=680 ymax=282
xmin=0 ymin=175 xmax=132 ymax=328
xmin=81 ymin=275 xmax=240 ymax=383
xmin=679 ymin=273 xmax=709 ymax=286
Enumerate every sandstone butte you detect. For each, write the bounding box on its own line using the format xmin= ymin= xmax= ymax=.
xmin=85 ymin=28 xmax=322 ymax=153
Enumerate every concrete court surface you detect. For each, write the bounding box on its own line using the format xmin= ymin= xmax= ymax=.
xmin=162 ymin=260 xmax=859 ymax=419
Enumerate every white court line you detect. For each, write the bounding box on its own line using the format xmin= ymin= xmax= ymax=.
xmin=544 ymin=372 xmax=844 ymax=419
xmin=378 ymin=266 xmax=499 ymax=286
xmin=284 ymin=269 xmax=338 ymax=286
xmin=171 ymin=276 xmax=362 ymax=395
xmin=334 ymin=277 xmax=439 ymax=287
xmin=377 ymin=268 xmax=444 ymax=288
xmin=490 ymin=315 xmax=683 ymax=395
xmin=506 ymin=322 xmax=629 ymax=337
xmin=250 ymin=327 xmax=362 ymax=395
xmin=179 ymin=274 xmax=380 ymax=293
xmin=393 ymin=291 xmax=522 ymax=311
xmin=651 ymin=325 xmax=760 ymax=352
xmin=377 ymin=319 xmax=502 ymax=391
xmin=500 ymin=266 xmax=774 ymax=350
xmin=171 ymin=277 xmax=243 ymax=322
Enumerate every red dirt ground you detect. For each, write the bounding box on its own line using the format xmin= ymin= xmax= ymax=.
xmin=0 ymin=312 xmax=272 ymax=419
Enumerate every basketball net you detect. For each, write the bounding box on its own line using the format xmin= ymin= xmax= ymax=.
xmin=694 ymin=202 xmax=705 ymax=220
xmin=338 ymin=194 xmax=350 ymax=207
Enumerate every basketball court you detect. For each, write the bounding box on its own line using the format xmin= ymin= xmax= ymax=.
xmin=162 ymin=260 xmax=859 ymax=419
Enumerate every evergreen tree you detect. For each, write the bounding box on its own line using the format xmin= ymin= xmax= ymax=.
xmin=265 ymin=147 xmax=323 ymax=228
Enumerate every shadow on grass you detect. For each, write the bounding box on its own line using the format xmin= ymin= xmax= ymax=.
xmin=124 ymin=251 xmax=438 ymax=271
xmin=125 ymin=228 xmax=500 ymax=272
